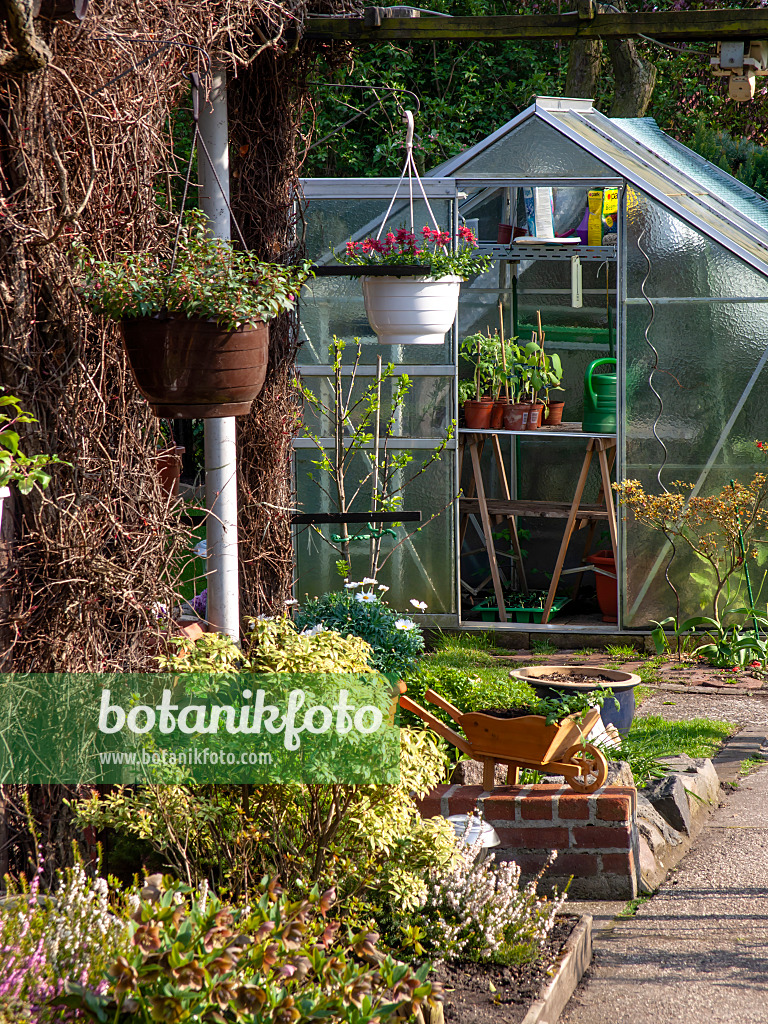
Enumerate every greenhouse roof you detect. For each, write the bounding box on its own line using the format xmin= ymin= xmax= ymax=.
xmin=434 ymin=96 xmax=768 ymax=280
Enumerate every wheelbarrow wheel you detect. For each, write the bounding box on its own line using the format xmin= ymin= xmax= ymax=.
xmin=562 ymin=743 xmax=608 ymax=793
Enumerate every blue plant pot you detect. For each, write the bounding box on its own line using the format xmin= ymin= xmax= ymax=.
xmin=510 ymin=666 xmax=640 ymax=737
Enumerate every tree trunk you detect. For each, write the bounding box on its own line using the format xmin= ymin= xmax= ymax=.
xmin=566 ymin=38 xmax=603 ymax=98
xmin=606 ymin=1 xmax=657 ymax=117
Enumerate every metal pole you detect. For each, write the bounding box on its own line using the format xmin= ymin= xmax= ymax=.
xmin=198 ymin=71 xmax=240 ymax=641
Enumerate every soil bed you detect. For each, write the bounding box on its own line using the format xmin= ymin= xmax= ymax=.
xmin=432 ymin=915 xmax=577 ymax=1024
xmin=533 ymin=672 xmax=616 ymax=686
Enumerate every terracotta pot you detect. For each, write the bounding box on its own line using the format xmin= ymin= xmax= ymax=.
xmin=491 ymin=398 xmax=509 ymax=429
xmin=586 ymin=549 xmax=618 ymax=622
xmin=526 ymin=402 xmax=545 ymax=430
xmin=502 ymin=402 xmax=529 ymax=430
xmin=544 ymin=401 xmax=565 ymax=426
xmin=121 ymin=316 xmax=269 ymax=418
xmin=155 ymin=446 xmax=186 ymax=497
xmin=464 ymin=399 xmax=494 ymax=429
xmin=361 ymin=275 xmax=462 ymax=345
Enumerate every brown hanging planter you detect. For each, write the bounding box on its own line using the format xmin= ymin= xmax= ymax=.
xmin=121 ymin=316 xmax=269 ymax=419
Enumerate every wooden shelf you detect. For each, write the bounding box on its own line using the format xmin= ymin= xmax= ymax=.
xmin=461 ymin=498 xmax=609 ymax=520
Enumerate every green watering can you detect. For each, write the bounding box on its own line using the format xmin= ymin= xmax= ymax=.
xmin=582 ymin=357 xmax=617 ymax=434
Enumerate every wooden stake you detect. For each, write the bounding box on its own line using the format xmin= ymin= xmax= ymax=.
xmin=499 ymin=301 xmax=509 ymax=400
xmin=476 ymin=334 xmax=481 ymax=401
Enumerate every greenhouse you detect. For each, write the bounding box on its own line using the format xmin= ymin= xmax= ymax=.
xmin=295 ymin=95 xmax=768 ymax=633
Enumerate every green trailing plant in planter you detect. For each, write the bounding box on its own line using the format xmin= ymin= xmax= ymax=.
xmin=0 ymin=391 xmax=67 ymax=495
xmin=77 ymin=209 xmax=313 ymax=418
xmin=78 ymin=208 xmax=311 ymax=330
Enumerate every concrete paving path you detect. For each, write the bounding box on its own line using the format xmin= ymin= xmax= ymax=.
xmin=562 ymin=762 xmax=768 ymax=1024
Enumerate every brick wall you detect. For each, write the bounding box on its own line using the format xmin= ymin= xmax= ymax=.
xmin=419 ymin=783 xmax=639 ymax=899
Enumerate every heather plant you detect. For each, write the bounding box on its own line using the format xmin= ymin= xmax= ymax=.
xmin=401 ymin=840 xmax=566 ymax=965
xmin=295 ymin=582 xmax=426 ymax=676
xmin=0 ymin=855 xmax=129 ymax=1022
xmin=59 ymin=874 xmax=442 ymax=1024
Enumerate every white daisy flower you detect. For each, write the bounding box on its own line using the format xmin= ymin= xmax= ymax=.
xmin=377 ymin=584 xmax=390 ymax=592
xmin=345 ymin=581 xmax=361 ymax=589
xmin=284 ymin=598 xmax=299 ymax=607
xmin=300 ymin=623 xmax=327 ymax=637
xmin=362 ymin=577 xmax=377 ymax=585
xmin=409 ymin=599 xmax=428 ymax=611
xmin=355 ymin=591 xmax=377 ymax=603
xmin=395 ymin=618 xmax=417 ymax=630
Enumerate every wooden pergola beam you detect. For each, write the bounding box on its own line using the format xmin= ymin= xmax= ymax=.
xmin=304 ymin=9 xmax=768 ymax=44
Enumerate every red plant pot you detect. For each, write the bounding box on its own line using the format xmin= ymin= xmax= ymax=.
xmin=464 ymin=400 xmax=494 ymax=429
xmin=586 ymin=549 xmax=618 ymax=622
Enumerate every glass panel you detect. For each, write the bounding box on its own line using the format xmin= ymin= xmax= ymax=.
xmin=299 ymin=374 xmax=453 ymax=438
xmin=616 ymin=117 xmax=768 ymax=235
xmin=299 ymin=277 xmax=455 ymax=366
xmin=302 ymin=198 xmax=452 ymax=263
xmin=623 ymin=191 xmax=768 ymax=626
xmin=293 ymin=447 xmax=456 ymax=612
xmin=454 ymin=118 xmax=613 ymax=178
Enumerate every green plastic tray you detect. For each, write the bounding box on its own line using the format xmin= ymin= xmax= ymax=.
xmin=471 ymin=596 xmax=570 ymax=623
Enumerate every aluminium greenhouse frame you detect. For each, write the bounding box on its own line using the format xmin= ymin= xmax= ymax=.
xmin=297 ymin=96 xmax=768 ymax=633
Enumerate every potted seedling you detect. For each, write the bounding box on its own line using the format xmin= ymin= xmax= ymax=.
xmin=78 ymin=209 xmax=312 ymax=419
xmin=541 ymin=350 xmax=565 ymax=424
xmin=459 ymin=331 xmax=495 ymax=428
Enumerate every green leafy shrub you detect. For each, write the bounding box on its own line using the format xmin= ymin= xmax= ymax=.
xmin=59 ymin=874 xmax=442 ymax=1024
xmin=295 ymin=586 xmax=425 ymax=676
xmin=78 ymin=208 xmax=312 ymax=330
xmin=75 ymin=729 xmax=459 ymax=910
xmin=0 ymin=391 xmax=67 ymax=493
xmin=158 ymin=615 xmax=376 ymax=677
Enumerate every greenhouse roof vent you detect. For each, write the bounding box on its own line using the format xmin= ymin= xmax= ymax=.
xmin=534 ymin=96 xmax=595 ymax=113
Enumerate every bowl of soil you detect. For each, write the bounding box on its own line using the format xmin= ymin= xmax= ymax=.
xmin=509 ymin=665 xmax=641 ymax=736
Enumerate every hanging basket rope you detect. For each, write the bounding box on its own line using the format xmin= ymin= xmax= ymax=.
xmin=374 ymin=111 xmax=443 ymax=242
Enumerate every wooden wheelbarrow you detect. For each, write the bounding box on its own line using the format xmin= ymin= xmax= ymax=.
xmin=400 ymin=689 xmax=609 ymax=793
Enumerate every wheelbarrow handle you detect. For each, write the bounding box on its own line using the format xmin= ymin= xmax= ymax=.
xmin=424 ymin=688 xmax=464 ymax=726
xmin=399 ymin=695 xmax=475 ymax=758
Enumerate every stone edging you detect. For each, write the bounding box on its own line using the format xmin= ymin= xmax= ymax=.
xmin=521 ymin=914 xmax=593 ymax=1024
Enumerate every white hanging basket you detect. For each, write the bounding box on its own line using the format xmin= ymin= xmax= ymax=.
xmin=362 ymin=275 xmax=462 ymax=346
xmin=0 ymin=486 xmax=9 ymax=536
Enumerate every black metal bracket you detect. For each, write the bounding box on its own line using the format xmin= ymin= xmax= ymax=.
xmin=292 ymin=511 xmax=422 ymax=525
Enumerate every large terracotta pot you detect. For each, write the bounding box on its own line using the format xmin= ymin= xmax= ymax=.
xmin=361 ymin=275 xmax=462 ymax=345
xmin=155 ymin=446 xmax=186 ymax=497
xmin=121 ymin=316 xmax=269 ymax=418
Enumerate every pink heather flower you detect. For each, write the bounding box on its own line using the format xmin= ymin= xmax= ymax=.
xmin=386 ymin=231 xmax=396 ymax=246
xmin=346 ymin=240 xmax=360 ymax=254
xmin=459 ymin=225 xmax=477 ymax=244
xmin=421 ymin=226 xmax=434 ymax=240
xmin=435 ymin=231 xmax=451 ymax=247
xmin=361 ymin=238 xmax=376 ymax=253
xmin=396 ymin=228 xmax=409 ymax=243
